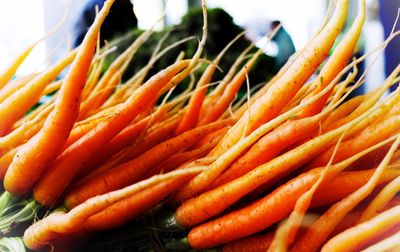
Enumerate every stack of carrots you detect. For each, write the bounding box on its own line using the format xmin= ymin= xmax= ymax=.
xmin=0 ymin=0 xmax=399 ymax=251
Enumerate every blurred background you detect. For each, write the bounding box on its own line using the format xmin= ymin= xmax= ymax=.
xmin=0 ymin=0 xmax=399 ymax=94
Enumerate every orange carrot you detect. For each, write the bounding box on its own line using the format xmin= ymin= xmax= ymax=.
xmin=78 ymin=114 xmax=181 ymax=180
xmin=78 ymin=27 xmax=154 ymax=119
xmin=360 ymin=228 xmax=400 ymax=252
xmin=0 ymin=103 xmax=53 ymax=156
xmin=308 ymin=113 xmax=400 ymax=169
xmin=291 ymin=136 xmax=400 ymax=252
xmin=222 ymin=232 xmax=275 ymax=252
xmin=211 ymin=111 xmax=327 ymax=188
xmin=176 ymin=32 xmax=244 ymax=134
xmin=0 ymin=73 xmax=37 ymax=103
xmin=297 ymin=0 xmax=365 ymax=118
xmin=23 ymin=167 xmax=206 ymax=251
xmin=0 ymin=148 xmax=19 ymax=180
xmin=32 ymin=59 xmax=190 ymax=206
xmin=64 ymin=119 xmax=233 ymax=209
xmin=186 ymin=167 xmax=400 ymax=249
xmin=82 ymin=172 xmax=196 ymax=231
xmin=199 ymin=49 xmax=263 ymax=125
xmin=174 ymin=86 xmax=400 ymax=227
xmin=210 ymin=0 xmax=348 ymax=156
xmin=32 ymin=0 xmax=209 ymax=206
xmin=4 ymin=0 xmax=115 ymax=196
xmin=321 ymin=204 xmax=400 ymax=252
xmin=358 ymin=176 xmax=400 ymax=223
xmin=0 ymin=49 xmax=76 ymax=136
xmin=0 ymin=44 xmax=36 ymax=89
xmin=144 ymin=130 xmax=223 ymax=178
xmin=321 ymin=95 xmax=364 ymax=129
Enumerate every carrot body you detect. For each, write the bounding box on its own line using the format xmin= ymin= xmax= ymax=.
xmin=3 ymin=0 xmax=114 ymax=196
xmin=0 ymin=73 xmax=37 ymax=103
xmin=0 ymin=148 xmax=18 ymax=180
xmin=291 ymin=136 xmax=400 ymax=252
xmin=176 ymin=32 xmax=243 ymax=134
xmin=199 ymin=50 xmax=262 ymax=125
xmin=0 ymin=104 xmax=53 ymax=155
xmin=63 ymin=119 xmax=232 ymax=209
xmin=0 ymin=45 xmax=35 ymax=89
xmin=321 ymin=204 xmax=400 ymax=252
xmin=358 ymin=176 xmax=400 ymax=223
xmin=187 ymin=168 xmax=398 ymax=249
xmin=309 ymin=114 xmax=400 ymax=169
xmin=222 ymin=232 xmax=275 ymax=252
xmin=297 ymin=0 xmax=365 ymax=118
xmin=82 ymin=173 xmax=194 ymax=230
xmin=32 ymin=60 xmax=190 ymax=206
xmin=0 ymin=50 xmax=76 ymax=136
xmin=23 ymin=167 xmax=206 ymax=251
xmin=212 ymin=113 xmax=324 ymax=188
xmin=175 ymin=97 xmax=376 ymax=228
xmin=210 ymin=0 xmax=348 ymax=156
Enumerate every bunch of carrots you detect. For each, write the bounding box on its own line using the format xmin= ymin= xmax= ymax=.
xmin=0 ymin=0 xmax=399 ymax=251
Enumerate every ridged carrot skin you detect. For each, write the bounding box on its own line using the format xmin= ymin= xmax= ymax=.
xmin=321 ymin=204 xmax=400 ymax=252
xmin=63 ymin=119 xmax=232 ymax=209
xmin=33 ymin=60 xmax=190 ymax=206
xmin=3 ymin=0 xmax=114 ymax=196
xmin=186 ymin=168 xmax=399 ymax=249
xmin=209 ymin=0 xmax=348 ymax=157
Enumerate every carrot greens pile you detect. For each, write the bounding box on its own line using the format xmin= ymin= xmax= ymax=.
xmin=0 ymin=0 xmax=399 ymax=251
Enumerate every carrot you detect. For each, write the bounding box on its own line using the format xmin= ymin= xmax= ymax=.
xmin=23 ymin=167 xmax=206 ymax=251
xmin=78 ymin=27 xmax=154 ymax=119
xmin=78 ymin=113 xmax=181 ymax=181
xmin=0 ymin=103 xmax=53 ymax=156
xmin=0 ymin=7 xmax=67 ymax=88
xmin=321 ymin=95 xmax=364 ymax=129
xmin=12 ymin=91 xmax=57 ymax=129
xmin=186 ymin=166 xmax=400 ymax=249
xmin=103 ymin=36 xmax=195 ymax=109
xmin=222 ymin=232 xmax=275 ymax=252
xmin=74 ymin=87 xmax=184 ymax=178
xmin=64 ymin=119 xmax=233 ymax=209
xmin=0 ymin=45 xmax=36 ymax=89
xmin=268 ymin=135 xmax=345 ymax=252
xmin=32 ymin=59 xmax=190 ymax=206
xmin=33 ymin=0 xmax=209 ymax=206
xmin=209 ymin=0 xmax=348 ymax=156
xmin=144 ymin=129 xmax=224 ymax=178
xmin=176 ymin=31 xmax=245 ymax=134
xmin=211 ymin=111 xmax=328 ymax=188
xmin=309 ymin=168 xmax=399 ymax=208
xmin=321 ymin=204 xmax=400 ymax=252
xmin=172 ymin=41 xmax=378 ymax=205
xmin=324 ymin=61 xmax=400 ymax=133
xmin=3 ymin=0 xmax=115 ymax=197
xmin=198 ymin=49 xmax=263 ymax=125
xmin=358 ymin=176 xmax=400 ymax=223
xmin=308 ymin=113 xmax=400 ymax=169
xmin=0 ymin=148 xmax=18 ymax=180
xmin=297 ymin=0 xmax=365 ymax=118
xmin=0 ymin=73 xmax=37 ymax=103
xmin=361 ymin=230 xmax=400 ymax=252
xmin=82 ymin=172 xmax=196 ymax=231
xmin=291 ymin=135 xmax=400 ymax=252
xmin=200 ymin=43 xmax=254 ymax=118
xmin=41 ymin=79 xmax=62 ymax=97
xmin=0 ymin=49 xmax=76 ymax=136
xmin=175 ymin=81 xmax=400 ymax=228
